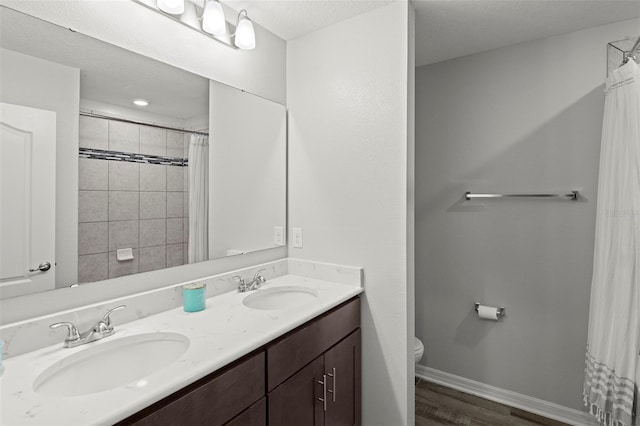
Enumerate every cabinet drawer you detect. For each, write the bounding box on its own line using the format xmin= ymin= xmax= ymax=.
xmin=120 ymin=351 xmax=265 ymax=426
xmin=267 ymin=297 xmax=360 ymax=391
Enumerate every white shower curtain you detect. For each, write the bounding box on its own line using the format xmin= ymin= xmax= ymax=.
xmin=584 ymin=60 xmax=640 ymax=426
xmin=188 ymin=134 xmax=209 ymax=263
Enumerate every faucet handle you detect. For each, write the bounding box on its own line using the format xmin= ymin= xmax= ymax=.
xmin=233 ymin=275 xmax=245 ymax=285
xmin=49 ymin=322 xmax=81 ymax=343
xmin=101 ymin=305 xmax=126 ymax=328
xmin=253 ymin=269 xmax=267 ymax=283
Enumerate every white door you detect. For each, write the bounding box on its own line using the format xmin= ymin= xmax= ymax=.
xmin=0 ymin=102 xmax=56 ymax=298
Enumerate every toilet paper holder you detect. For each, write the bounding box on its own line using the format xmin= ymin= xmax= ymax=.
xmin=474 ymin=303 xmax=506 ymax=318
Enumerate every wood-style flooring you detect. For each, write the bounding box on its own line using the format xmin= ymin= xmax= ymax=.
xmin=415 ymin=378 xmax=569 ymax=426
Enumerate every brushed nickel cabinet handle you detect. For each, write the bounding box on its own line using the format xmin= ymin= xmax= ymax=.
xmin=327 ymin=367 xmax=336 ymax=402
xmin=317 ymin=374 xmax=327 ymax=411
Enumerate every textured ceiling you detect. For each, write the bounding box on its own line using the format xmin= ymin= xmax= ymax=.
xmin=414 ymin=0 xmax=640 ymax=67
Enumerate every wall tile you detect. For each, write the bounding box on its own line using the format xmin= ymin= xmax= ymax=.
xmin=166 ymin=244 xmax=184 ymax=267
xmin=78 ymin=222 xmax=108 ymax=255
xmin=140 ymin=192 xmax=167 ymax=219
xmin=79 ymin=159 xmax=108 ymax=190
xmin=78 ymin=253 xmax=109 ymax=283
xmin=140 ymin=219 xmax=166 ymax=247
xmin=108 ymin=161 xmax=139 ymax=191
xmin=183 ymin=134 xmax=190 ymax=158
xmin=109 ymin=121 xmax=139 ymax=153
xmin=167 ymin=192 xmax=183 ymax=218
xmin=79 ymin=191 xmax=108 ymax=222
xmin=79 ymin=116 xmax=108 ymax=150
xmin=109 ymin=220 xmax=139 ymax=251
xmin=184 ymin=191 xmax=189 ymax=218
xmin=183 ymin=217 xmax=189 ymax=243
xmin=167 ymin=166 xmax=185 ymax=191
xmin=183 ymin=167 xmax=189 ymax=191
xmin=109 ymin=191 xmax=139 ymax=221
xmin=139 ymin=246 xmax=167 ymax=273
xmin=183 ymin=243 xmax=189 ymax=264
xmin=140 ymin=127 xmax=167 ymax=156
xmin=167 ymin=218 xmax=183 ymax=244
xmin=167 ymin=131 xmax=184 ymax=158
xmin=109 ymin=250 xmax=138 ymax=278
xmin=140 ymin=164 xmax=167 ymax=191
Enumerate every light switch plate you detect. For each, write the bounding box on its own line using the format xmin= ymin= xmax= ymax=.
xmin=292 ymin=227 xmax=303 ymax=248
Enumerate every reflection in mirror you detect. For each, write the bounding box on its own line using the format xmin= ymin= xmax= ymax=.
xmin=0 ymin=7 xmax=286 ymax=299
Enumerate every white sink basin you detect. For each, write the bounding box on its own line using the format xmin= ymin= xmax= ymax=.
xmin=243 ymin=286 xmax=318 ymax=310
xmin=33 ymin=332 xmax=189 ymax=397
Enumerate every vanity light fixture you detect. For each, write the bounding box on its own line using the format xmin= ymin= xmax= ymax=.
xmin=233 ymin=9 xmax=255 ymax=50
xmin=133 ymin=0 xmax=256 ymax=50
xmin=157 ymin=0 xmax=185 ymax=15
xmin=202 ymin=0 xmax=226 ymax=36
xmin=133 ymin=99 xmax=149 ymax=107
xmin=203 ymin=4 xmax=255 ymax=50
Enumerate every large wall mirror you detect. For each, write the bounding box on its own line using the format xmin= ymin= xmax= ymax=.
xmin=0 ymin=7 xmax=286 ymax=299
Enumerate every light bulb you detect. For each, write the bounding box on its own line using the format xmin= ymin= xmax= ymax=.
xmin=133 ymin=99 xmax=149 ymax=107
xmin=202 ymin=0 xmax=226 ymax=36
xmin=157 ymin=0 xmax=184 ymax=15
xmin=234 ymin=14 xmax=255 ymax=50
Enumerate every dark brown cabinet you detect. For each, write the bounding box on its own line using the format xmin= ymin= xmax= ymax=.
xmin=268 ymin=356 xmax=326 ymax=425
xmin=117 ymin=297 xmax=360 ymax=426
xmin=268 ymin=329 xmax=361 ymax=426
xmin=266 ymin=298 xmax=361 ymax=426
xmin=323 ymin=330 xmax=361 ymax=426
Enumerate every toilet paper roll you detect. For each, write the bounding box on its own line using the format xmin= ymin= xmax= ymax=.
xmin=477 ymin=305 xmax=499 ymax=320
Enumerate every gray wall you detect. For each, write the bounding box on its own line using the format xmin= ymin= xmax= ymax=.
xmin=415 ymin=18 xmax=639 ymax=410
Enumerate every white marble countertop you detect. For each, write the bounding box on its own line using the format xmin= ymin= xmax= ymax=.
xmin=0 ymin=274 xmax=362 ymax=425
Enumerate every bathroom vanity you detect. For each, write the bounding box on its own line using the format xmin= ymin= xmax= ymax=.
xmin=119 ymin=298 xmax=360 ymax=426
xmin=0 ymin=266 xmax=363 ymax=426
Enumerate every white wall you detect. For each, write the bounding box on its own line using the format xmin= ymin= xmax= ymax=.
xmin=415 ymin=18 xmax=640 ymax=411
xmin=2 ymin=0 xmax=286 ymax=104
xmin=287 ymin=3 xmax=414 ymax=424
xmin=209 ymin=81 xmax=287 ymax=258
xmin=0 ymin=48 xmax=80 ymax=289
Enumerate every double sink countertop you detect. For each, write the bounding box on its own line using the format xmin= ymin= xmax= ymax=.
xmin=0 ymin=274 xmax=362 ymax=425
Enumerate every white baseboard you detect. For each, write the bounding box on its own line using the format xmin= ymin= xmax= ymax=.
xmin=415 ymin=365 xmax=598 ymax=426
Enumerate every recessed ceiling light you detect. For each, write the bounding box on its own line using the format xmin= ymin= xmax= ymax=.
xmin=133 ymin=99 xmax=149 ymax=107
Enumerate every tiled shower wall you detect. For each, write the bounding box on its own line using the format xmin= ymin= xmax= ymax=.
xmin=77 ymin=116 xmax=190 ymax=283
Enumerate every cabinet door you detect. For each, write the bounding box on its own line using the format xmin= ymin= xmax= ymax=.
xmin=268 ymin=356 xmax=325 ymax=426
xmin=324 ymin=329 xmax=361 ymax=426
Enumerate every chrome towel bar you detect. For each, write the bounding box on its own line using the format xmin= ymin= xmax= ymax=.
xmin=465 ymin=191 xmax=578 ymax=201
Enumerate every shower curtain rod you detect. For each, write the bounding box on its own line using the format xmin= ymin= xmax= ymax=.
xmin=623 ymin=35 xmax=640 ymax=63
xmin=79 ymin=111 xmax=209 ymax=136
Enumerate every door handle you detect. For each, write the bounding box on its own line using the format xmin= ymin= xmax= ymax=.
xmin=29 ymin=261 xmax=51 ymax=272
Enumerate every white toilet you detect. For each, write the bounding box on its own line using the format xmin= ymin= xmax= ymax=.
xmin=414 ymin=337 xmax=424 ymax=364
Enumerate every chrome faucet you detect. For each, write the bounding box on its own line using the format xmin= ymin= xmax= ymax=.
xmin=234 ymin=269 xmax=267 ymax=293
xmin=49 ymin=305 xmax=126 ymax=348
